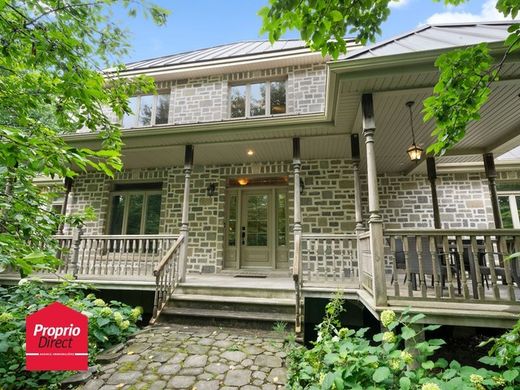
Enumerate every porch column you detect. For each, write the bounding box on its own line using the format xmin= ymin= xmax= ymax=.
xmin=483 ymin=153 xmax=502 ymax=228
xmin=361 ymin=93 xmax=387 ymax=306
xmin=351 ymin=134 xmax=364 ymax=232
xmin=179 ymin=145 xmax=194 ymax=283
xmin=292 ymin=138 xmax=303 ymax=334
xmin=58 ymin=177 xmax=74 ymax=234
xmin=426 ymin=157 xmax=441 ymax=229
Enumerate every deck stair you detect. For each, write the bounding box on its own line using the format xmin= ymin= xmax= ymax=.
xmin=158 ymin=279 xmax=296 ymax=328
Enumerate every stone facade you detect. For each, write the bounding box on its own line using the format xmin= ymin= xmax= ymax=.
xmin=67 ymin=159 xmax=517 ymax=274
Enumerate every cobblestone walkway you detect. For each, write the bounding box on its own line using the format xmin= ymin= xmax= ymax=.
xmin=78 ymin=324 xmax=288 ymax=390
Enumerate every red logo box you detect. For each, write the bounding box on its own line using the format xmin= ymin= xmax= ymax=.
xmin=26 ymin=302 xmax=88 ymax=371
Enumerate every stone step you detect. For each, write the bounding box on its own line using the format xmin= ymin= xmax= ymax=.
xmin=175 ymin=283 xmax=295 ymax=300
xmin=169 ymin=293 xmax=295 ymax=314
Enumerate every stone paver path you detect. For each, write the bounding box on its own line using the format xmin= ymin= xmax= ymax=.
xmin=78 ymin=324 xmax=287 ymax=390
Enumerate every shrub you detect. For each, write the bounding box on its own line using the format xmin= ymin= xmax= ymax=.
xmin=0 ymin=279 xmax=142 ymax=389
xmin=287 ymin=294 xmax=520 ymax=390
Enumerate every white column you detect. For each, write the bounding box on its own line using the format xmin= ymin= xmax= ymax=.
xmin=178 ymin=145 xmax=194 ymax=283
xmin=292 ymin=138 xmax=303 ymax=335
xmin=362 ymin=94 xmax=387 ymax=306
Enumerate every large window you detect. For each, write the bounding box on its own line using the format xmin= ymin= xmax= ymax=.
xmin=122 ymin=93 xmax=170 ymax=128
xmin=230 ymin=80 xmax=286 ymax=118
xmin=108 ymin=184 xmax=162 ymax=235
xmin=498 ymin=183 xmax=520 ymax=228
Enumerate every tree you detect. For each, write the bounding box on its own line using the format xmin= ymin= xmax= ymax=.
xmin=0 ymin=1 xmax=169 ymax=275
xmin=259 ymin=0 xmax=520 ymax=156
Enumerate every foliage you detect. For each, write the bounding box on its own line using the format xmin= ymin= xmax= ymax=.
xmin=0 ymin=1 xmax=169 ymax=275
xmin=259 ymin=0 xmax=520 ymax=156
xmin=0 ymin=279 xmax=142 ymax=389
xmin=287 ymin=295 xmax=520 ymax=389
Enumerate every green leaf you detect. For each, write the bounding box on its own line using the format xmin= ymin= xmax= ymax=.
xmin=321 ymin=372 xmax=335 ymax=389
xmin=372 ymin=367 xmax=390 ymax=383
xmin=96 ymin=317 xmax=111 ymax=327
xmin=399 ymin=377 xmax=411 ymax=390
xmin=422 ymin=360 xmax=435 ymax=370
xmin=330 ymin=10 xmax=343 ymax=22
xmin=401 ymin=326 xmax=416 ymax=340
xmin=503 ymin=369 xmax=519 ymax=382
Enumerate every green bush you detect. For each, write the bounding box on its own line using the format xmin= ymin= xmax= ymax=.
xmin=287 ymin=294 xmax=520 ymax=390
xmin=0 ymin=279 xmax=143 ymax=389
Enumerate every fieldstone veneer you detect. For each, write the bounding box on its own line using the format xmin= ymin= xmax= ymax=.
xmin=68 ymin=161 xmax=519 ymax=274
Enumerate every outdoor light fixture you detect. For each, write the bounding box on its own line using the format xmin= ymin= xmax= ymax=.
xmin=405 ymin=101 xmax=423 ymax=162
xmin=247 ymin=149 xmax=254 ymax=156
xmin=206 ymin=183 xmax=217 ymax=197
xmin=237 ymin=178 xmax=249 ymax=186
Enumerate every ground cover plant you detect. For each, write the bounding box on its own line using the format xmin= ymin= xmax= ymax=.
xmin=0 ymin=279 xmax=143 ymax=389
xmin=287 ymin=294 xmax=520 ymax=389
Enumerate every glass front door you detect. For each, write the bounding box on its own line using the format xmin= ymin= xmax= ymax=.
xmin=241 ymin=191 xmax=271 ymax=268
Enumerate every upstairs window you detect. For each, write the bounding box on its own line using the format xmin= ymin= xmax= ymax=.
xmin=122 ymin=93 xmax=170 ymax=128
xmin=230 ymin=80 xmax=286 ymax=118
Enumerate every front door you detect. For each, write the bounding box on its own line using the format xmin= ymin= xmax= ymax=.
xmin=241 ymin=191 xmax=271 ymax=268
xmin=224 ymin=185 xmax=288 ymax=270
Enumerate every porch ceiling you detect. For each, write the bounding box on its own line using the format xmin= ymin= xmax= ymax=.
xmin=334 ymin=60 xmax=520 ymax=174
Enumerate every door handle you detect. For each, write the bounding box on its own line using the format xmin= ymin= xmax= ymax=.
xmin=241 ymin=226 xmax=246 ymax=245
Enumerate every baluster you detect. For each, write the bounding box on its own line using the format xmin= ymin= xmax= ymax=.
xmin=390 ymin=236 xmax=400 ymax=297
xmin=403 ymin=236 xmax=413 ymax=297
xmin=131 ymin=238 xmax=138 ymax=276
xmin=84 ymin=238 xmax=92 ymax=274
xmin=332 ymin=239 xmax=337 ymax=282
xmin=430 ymin=236 xmax=441 ymax=298
xmin=103 ymin=239 xmax=109 ymax=275
xmin=340 ymin=238 xmax=345 ymax=281
xmin=471 ymin=236 xmax=484 ymax=300
xmin=456 ymin=236 xmax=469 ymax=299
xmin=484 ymin=235 xmax=500 ymax=300
xmin=443 ymin=236 xmax=455 ymax=298
xmin=499 ymin=236 xmax=515 ymax=301
xmin=143 ymin=239 xmax=150 ymax=277
xmin=416 ymin=236 xmax=427 ymax=298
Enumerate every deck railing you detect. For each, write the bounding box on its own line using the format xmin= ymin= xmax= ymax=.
xmin=302 ymin=234 xmax=359 ymax=286
xmin=54 ymin=233 xmax=179 ymax=279
xmin=150 ymin=235 xmax=184 ymax=324
xmin=358 ymin=231 xmax=373 ymax=293
xmin=384 ymin=229 xmax=520 ymax=303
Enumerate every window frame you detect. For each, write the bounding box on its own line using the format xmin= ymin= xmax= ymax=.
xmin=228 ymin=78 xmax=287 ymax=119
xmin=498 ymin=191 xmax=520 ymax=229
xmin=107 ymin=189 xmax=162 ymax=235
xmin=122 ymin=91 xmax=170 ymax=129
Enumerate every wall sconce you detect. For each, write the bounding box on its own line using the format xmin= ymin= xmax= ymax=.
xmin=206 ymin=183 xmax=217 ymax=197
xmin=405 ymin=101 xmax=423 ymax=162
xmin=299 ymin=177 xmax=305 ymax=195
xmin=237 ymin=178 xmax=249 ymax=186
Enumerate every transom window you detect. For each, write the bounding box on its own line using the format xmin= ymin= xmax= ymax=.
xmin=122 ymin=93 xmax=170 ymax=128
xmin=229 ymin=80 xmax=286 ymax=118
xmin=108 ymin=185 xmax=162 ymax=235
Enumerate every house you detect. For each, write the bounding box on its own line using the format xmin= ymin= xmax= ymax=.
xmin=4 ymin=21 xmax=520 ymax=336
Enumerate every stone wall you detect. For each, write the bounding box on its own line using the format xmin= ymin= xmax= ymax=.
xmin=68 ymin=160 xmax=517 ymax=274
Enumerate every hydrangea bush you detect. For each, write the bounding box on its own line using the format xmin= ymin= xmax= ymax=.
xmin=287 ymin=295 xmax=520 ymax=389
xmin=0 ymin=279 xmax=143 ymax=389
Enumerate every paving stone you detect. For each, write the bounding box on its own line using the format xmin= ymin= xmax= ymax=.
xmin=82 ymin=379 xmax=105 ymax=390
xmin=220 ymin=387 xmax=238 ymax=390
xmin=117 ymin=354 xmax=140 ymax=363
xmin=253 ymin=379 xmax=264 ymax=386
xmin=149 ymin=381 xmax=167 ymax=390
xmin=150 ymin=352 xmax=174 ymax=363
xmin=261 ymin=385 xmax=276 ymax=390
xmin=242 ymin=386 xmax=261 ymax=390
xmin=215 ymin=332 xmax=229 ymax=340
xmin=126 ymin=343 xmax=150 ymax=354
xmin=99 ymin=386 xmax=119 ymax=390
xmin=198 ymin=337 xmax=215 ymax=346
xmin=187 ymin=344 xmax=210 ymax=354
xmin=205 ymin=362 xmax=229 ymax=375
xmin=179 ymin=367 xmax=204 ymax=376
xmin=157 ymin=364 xmax=181 ymax=375
xmin=167 ymin=375 xmax=196 ymax=389
xmin=242 ymin=358 xmax=253 ymax=367
xmin=224 ymin=369 xmax=252 ymax=387
xmin=213 ymin=340 xmax=234 ymax=348
xmin=267 ymin=368 xmax=287 ymax=384
xmin=193 ymin=380 xmax=220 ymax=390
xmin=208 ymin=355 xmax=219 ymax=363
xmin=254 ymin=355 xmax=282 ymax=368
xmin=169 ymin=352 xmax=187 ymax=364
xmin=252 ymin=371 xmax=266 ymax=380
xmin=143 ymin=373 xmax=160 ymax=381
xmin=198 ymin=373 xmax=214 ymax=380
xmin=184 ymin=354 xmax=208 ymax=367
xmin=221 ymin=350 xmax=247 ymax=362
xmin=243 ymin=345 xmax=264 ymax=355
xmin=106 ymin=371 xmax=142 ymax=385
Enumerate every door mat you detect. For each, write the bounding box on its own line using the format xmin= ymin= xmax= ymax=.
xmin=233 ymin=274 xmax=268 ymax=278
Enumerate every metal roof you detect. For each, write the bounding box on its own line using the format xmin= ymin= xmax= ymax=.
xmin=124 ymin=39 xmax=315 ymax=71
xmin=342 ymin=21 xmax=514 ymax=60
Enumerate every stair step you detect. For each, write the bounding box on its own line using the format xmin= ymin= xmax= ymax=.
xmin=171 ymin=293 xmax=295 ymax=306
xmin=176 ymin=284 xmax=294 ymax=300
xmin=160 ymin=307 xmax=295 ymax=323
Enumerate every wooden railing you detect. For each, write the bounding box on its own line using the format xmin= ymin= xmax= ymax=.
xmin=150 ymin=235 xmax=184 ymax=324
xmin=384 ymin=229 xmax=520 ymax=303
xmin=301 ymin=234 xmax=359 ymax=286
xmin=54 ymin=233 xmax=179 ymax=279
xmin=358 ymin=231 xmax=373 ymax=293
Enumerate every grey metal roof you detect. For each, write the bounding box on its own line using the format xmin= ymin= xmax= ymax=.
xmin=342 ymin=21 xmax=514 ymax=60
xmin=124 ymin=39 xmax=314 ymax=71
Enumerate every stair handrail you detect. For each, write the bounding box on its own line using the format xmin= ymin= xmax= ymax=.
xmin=150 ymin=235 xmax=185 ymax=324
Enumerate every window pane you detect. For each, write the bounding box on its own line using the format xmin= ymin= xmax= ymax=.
xmin=277 ymin=192 xmax=287 ymax=246
xmin=247 ymin=194 xmax=268 ymax=246
xmin=109 ymin=195 xmax=125 ymax=234
xmin=270 ymin=81 xmax=286 ymax=114
xmin=122 ymin=97 xmax=138 ymax=128
xmin=144 ymin=194 xmax=161 ymax=234
xmin=138 ymin=95 xmax=153 ymax=126
xmin=499 ymin=196 xmax=514 ymax=228
xmin=250 ymin=83 xmax=266 ymax=116
xmin=230 ymin=85 xmax=246 ymax=118
xmin=227 ymin=194 xmax=238 ymax=246
xmin=155 ymin=94 xmax=170 ymax=125
xmin=126 ymin=194 xmax=144 ymax=234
